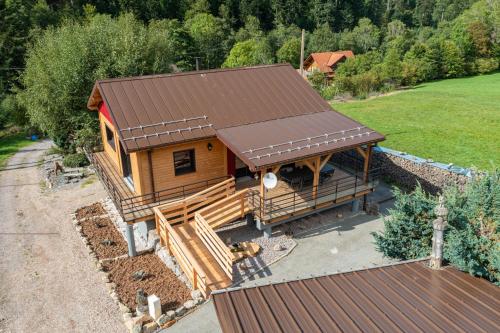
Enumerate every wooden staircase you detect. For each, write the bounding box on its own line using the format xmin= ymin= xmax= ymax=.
xmin=154 ymin=177 xmax=251 ymax=297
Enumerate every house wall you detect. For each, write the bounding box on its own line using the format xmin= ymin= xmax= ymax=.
xmin=132 ymin=138 xmax=228 ymax=196
xmin=99 ymin=112 xmax=123 ymax=176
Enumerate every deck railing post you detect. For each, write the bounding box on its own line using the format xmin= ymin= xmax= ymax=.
xmin=354 ymin=174 xmax=358 ymax=195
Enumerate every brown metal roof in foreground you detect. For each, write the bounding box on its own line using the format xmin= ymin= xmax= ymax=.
xmin=212 ymin=261 xmax=500 ymax=333
xmin=217 ymin=111 xmax=384 ymax=170
xmin=87 ymin=64 xmax=383 ymax=156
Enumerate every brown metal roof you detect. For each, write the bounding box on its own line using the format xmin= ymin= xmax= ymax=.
xmin=212 ymin=261 xmax=500 ymax=333
xmin=88 ymin=64 xmax=383 ymax=166
xmin=217 ymin=111 xmax=384 ymax=170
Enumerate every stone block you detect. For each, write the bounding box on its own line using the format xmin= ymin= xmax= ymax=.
xmin=142 ymin=321 xmax=158 ymax=333
xmin=190 ymin=290 xmax=203 ymax=300
xmin=147 ymin=294 xmax=161 ymax=320
xmin=175 ymin=306 xmax=186 ymax=317
xmin=184 ymin=300 xmax=196 ymax=310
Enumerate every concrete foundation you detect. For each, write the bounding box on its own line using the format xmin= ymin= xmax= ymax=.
xmin=125 ymin=223 xmax=137 ymax=257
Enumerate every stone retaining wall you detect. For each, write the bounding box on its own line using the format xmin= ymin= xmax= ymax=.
xmin=371 ymin=147 xmax=471 ymax=194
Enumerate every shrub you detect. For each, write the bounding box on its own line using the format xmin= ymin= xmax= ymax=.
xmin=308 ymin=70 xmax=327 ymax=91
xmin=373 ymin=171 xmax=500 ymax=284
xmin=63 ymin=153 xmax=89 ymax=168
xmin=319 ymin=84 xmax=338 ymax=100
xmin=372 ymin=185 xmax=436 ymax=260
xmin=474 ymin=58 xmax=499 ymax=74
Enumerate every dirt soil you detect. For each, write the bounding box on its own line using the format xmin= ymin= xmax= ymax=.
xmin=79 ymin=214 xmax=128 ymax=259
xmin=75 ymin=202 xmax=106 ymax=220
xmin=0 ymin=140 xmax=125 ymax=332
xmin=103 ymin=253 xmax=191 ymax=312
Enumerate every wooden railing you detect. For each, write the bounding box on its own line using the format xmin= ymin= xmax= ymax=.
xmin=194 ymin=188 xmax=251 ymax=280
xmin=154 ymin=212 xmax=209 ymax=297
xmin=252 ymin=167 xmax=380 ymax=222
xmin=194 ymin=213 xmax=233 ymax=279
xmin=154 ymin=177 xmax=236 ymax=226
xmin=196 ymin=189 xmax=250 ymax=229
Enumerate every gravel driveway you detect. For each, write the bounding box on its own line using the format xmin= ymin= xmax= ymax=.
xmin=0 ymin=140 xmax=125 ymax=332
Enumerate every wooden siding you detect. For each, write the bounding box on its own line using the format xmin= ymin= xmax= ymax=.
xmin=99 ymin=112 xmax=122 ymax=176
xmin=136 ymin=138 xmax=227 ymax=196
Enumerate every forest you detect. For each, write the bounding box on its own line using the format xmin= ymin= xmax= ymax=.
xmin=0 ymin=0 xmax=499 ymax=151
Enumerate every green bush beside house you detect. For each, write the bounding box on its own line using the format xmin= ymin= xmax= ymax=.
xmin=372 ymin=171 xmax=500 ymax=285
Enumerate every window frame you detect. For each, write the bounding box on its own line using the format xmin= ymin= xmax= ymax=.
xmin=173 ymin=149 xmax=196 ymax=176
xmin=105 ymin=124 xmax=116 ymax=151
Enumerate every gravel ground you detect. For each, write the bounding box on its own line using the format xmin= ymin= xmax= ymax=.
xmin=217 ymin=222 xmax=296 ymax=283
xmin=75 ymin=202 xmax=106 ymax=220
xmin=0 ymin=140 xmax=125 ymax=333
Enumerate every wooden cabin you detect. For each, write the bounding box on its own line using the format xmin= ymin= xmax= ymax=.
xmin=304 ymin=51 xmax=354 ymax=79
xmin=87 ymin=64 xmax=384 ymax=296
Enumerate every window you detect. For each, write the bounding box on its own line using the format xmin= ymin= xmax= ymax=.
xmin=173 ymin=149 xmax=196 ymax=176
xmin=105 ymin=125 xmax=115 ymax=151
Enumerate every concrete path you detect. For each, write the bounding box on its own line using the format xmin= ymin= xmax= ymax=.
xmin=165 ymin=190 xmax=395 ymax=333
xmin=0 ymin=140 xmax=124 ymax=332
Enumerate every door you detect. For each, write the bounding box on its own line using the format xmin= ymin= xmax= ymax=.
xmin=120 ymin=142 xmax=134 ymax=187
xmin=227 ymin=148 xmax=236 ymax=176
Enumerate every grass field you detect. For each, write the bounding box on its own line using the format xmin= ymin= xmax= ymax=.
xmin=0 ymin=130 xmax=34 ymax=168
xmin=332 ymin=73 xmax=500 ymax=170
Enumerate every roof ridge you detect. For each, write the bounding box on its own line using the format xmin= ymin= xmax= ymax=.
xmin=215 ymin=110 xmax=331 ymax=131
xmin=97 ymin=63 xmax=291 ymax=84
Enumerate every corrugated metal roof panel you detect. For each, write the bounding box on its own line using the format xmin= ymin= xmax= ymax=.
xmin=90 ymin=64 xmax=375 ymax=153
xmin=216 ymin=111 xmax=384 ymax=170
xmin=212 ymin=261 xmax=500 ymax=333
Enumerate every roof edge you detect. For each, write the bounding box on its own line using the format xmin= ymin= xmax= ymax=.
xmin=211 ymin=257 xmax=429 ymax=295
xmin=95 ymin=63 xmax=293 ymax=85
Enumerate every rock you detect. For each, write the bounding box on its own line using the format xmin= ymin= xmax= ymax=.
xmin=166 ymin=311 xmax=176 ymax=321
xmin=184 ymin=300 xmax=196 ymax=310
xmin=175 ymin=306 xmax=186 ymax=317
xmin=147 ymin=230 xmax=160 ymax=249
xmin=157 ymin=314 xmax=169 ymax=326
xmin=191 ymin=290 xmax=203 ymax=300
xmin=142 ymin=321 xmax=158 ymax=333
xmin=119 ymin=302 xmax=131 ymax=313
xmin=132 ymin=270 xmax=148 ymax=281
xmin=131 ymin=323 xmax=142 ymax=333
xmin=273 ymin=244 xmax=285 ymax=251
xmin=194 ymin=297 xmax=204 ymax=305
xmin=238 ymin=262 xmax=249 ymax=270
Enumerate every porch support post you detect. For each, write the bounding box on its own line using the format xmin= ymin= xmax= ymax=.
xmin=312 ymin=156 xmax=321 ymax=199
xmin=125 ymin=223 xmax=137 ymax=257
xmin=363 ymin=144 xmax=373 ymax=183
xmin=263 ymin=226 xmax=272 ymax=239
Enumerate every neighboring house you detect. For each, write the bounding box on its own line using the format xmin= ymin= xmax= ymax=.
xmin=304 ymin=50 xmax=354 ymax=78
xmin=212 ymin=260 xmax=500 ymax=332
xmin=87 ymin=64 xmax=384 ymax=296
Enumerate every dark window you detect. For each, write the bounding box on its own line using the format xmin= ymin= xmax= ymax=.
xmin=105 ymin=125 xmax=115 ymax=151
xmin=173 ymin=149 xmax=196 ymax=176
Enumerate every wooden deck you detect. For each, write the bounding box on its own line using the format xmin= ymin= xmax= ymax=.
xmin=237 ymin=168 xmax=375 ymax=224
xmin=174 ymin=221 xmax=232 ymax=292
xmin=93 ymin=151 xmax=169 ymax=222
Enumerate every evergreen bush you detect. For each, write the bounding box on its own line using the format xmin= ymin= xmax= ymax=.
xmin=63 ymin=153 xmax=89 ymax=168
xmin=373 ymin=171 xmax=500 ymax=284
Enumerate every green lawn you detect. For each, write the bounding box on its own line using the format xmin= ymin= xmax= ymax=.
xmin=0 ymin=130 xmax=34 ymax=168
xmin=332 ymin=73 xmax=500 ymax=170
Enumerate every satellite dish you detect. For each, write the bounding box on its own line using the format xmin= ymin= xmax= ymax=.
xmin=263 ymin=172 xmax=278 ymax=189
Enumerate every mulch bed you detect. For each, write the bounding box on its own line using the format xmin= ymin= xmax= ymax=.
xmin=103 ymin=253 xmax=191 ymax=312
xmin=75 ymin=202 xmax=106 ymax=220
xmin=80 ymin=216 xmax=128 ymax=259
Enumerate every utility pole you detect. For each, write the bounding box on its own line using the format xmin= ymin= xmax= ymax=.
xmin=195 ymin=57 xmax=201 ymax=71
xmin=300 ymin=29 xmax=305 ymax=77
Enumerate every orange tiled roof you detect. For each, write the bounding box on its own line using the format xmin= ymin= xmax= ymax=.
xmin=305 ymin=51 xmax=354 ymax=73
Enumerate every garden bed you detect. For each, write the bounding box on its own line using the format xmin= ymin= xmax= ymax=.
xmin=103 ymin=253 xmax=191 ymax=312
xmin=75 ymin=202 xmax=106 ymax=220
xmin=79 ymin=215 xmax=128 ymax=259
